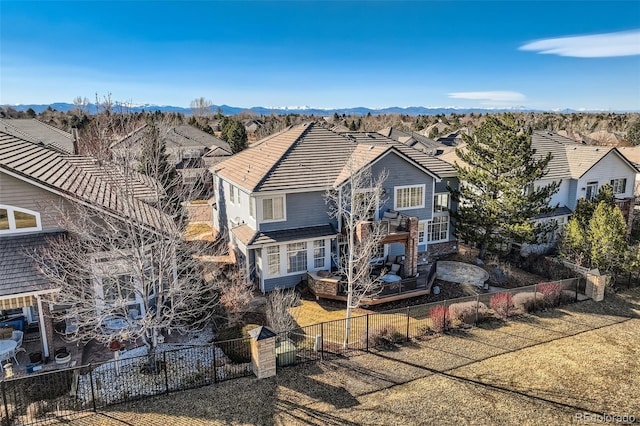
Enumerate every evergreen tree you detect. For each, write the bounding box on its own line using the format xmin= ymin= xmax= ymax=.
xmin=138 ymin=121 xmax=179 ymax=211
xmin=221 ymin=119 xmax=248 ymax=153
xmin=627 ymin=121 xmax=640 ymax=146
xmin=587 ymin=201 xmax=628 ymax=275
xmin=450 ymin=114 xmax=559 ymax=259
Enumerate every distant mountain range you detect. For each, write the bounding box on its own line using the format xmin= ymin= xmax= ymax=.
xmin=1 ymin=102 xmax=632 ymax=116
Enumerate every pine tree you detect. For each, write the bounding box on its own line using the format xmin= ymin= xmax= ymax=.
xmin=450 ymin=114 xmax=559 ymax=259
xmin=138 ymin=121 xmax=179 ymax=212
xmin=220 ymin=119 xmax=248 ymax=153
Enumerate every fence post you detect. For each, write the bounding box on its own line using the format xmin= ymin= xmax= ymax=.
xmin=405 ymin=307 xmax=410 ymax=341
xmin=443 ymin=300 xmax=447 ymax=332
xmin=575 ymin=278 xmax=579 ymax=302
xmin=534 ymin=284 xmax=538 ymax=312
xmin=320 ymin=322 xmax=324 ymax=361
xmin=2 ymin=380 xmax=9 ymax=421
xmin=212 ymin=345 xmax=218 ymax=384
xmin=163 ymin=352 xmax=169 ymax=394
xmin=475 ymin=295 xmax=479 ymax=326
xmin=89 ymin=364 xmax=97 ymax=412
xmin=365 ymin=315 xmax=370 ymax=352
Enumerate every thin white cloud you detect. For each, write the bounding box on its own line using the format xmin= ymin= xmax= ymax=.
xmin=448 ymin=91 xmax=526 ymax=102
xmin=519 ymin=30 xmax=640 ymax=58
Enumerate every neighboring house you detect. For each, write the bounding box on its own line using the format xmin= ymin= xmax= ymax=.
xmin=0 ymin=118 xmax=77 ymax=154
xmin=211 ymin=122 xmax=458 ymax=293
xmin=0 ymin=131 xmax=170 ymax=360
xmin=617 ymin=146 xmax=640 ymax=202
xmin=436 ymin=129 xmax=467 ymax=147
xmin=440 ymin=130 xmax=640 ymax=245
xmin=112 ymin=124 xmax=231 ymax=183
xmin=377 ymin=127 xmax=444 ymax=155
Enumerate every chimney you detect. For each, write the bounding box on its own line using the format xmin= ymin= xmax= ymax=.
xmin=71 ymin=128 xmax=79 ymax=154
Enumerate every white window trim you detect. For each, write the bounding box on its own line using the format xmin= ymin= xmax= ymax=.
xmin=585 ymin=181 xmax=598 ymax=200
xmin=0 ymin=204 xmax=42 ymax=234
xmin=263 ymin=238 xmax=332 ymax=279
xmin=260 ymin=195 xmax=287 ymax=223
xmin=418 ymin=220 xmax=429 ymax=245
xmin=394 ymin=184 xmax=426 ymax=211
xmin=427 ymin=216 xmax=450 ymax=243
xmin=610 ymin=178 xmax=627 ymax=195
xmin=433 ymin=192 xmax=449 ymax=213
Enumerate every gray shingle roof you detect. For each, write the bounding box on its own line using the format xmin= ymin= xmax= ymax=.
xmin=0 ymin=132 xmax=172 ymax=232
xmin=377 ymin=127 xmax=442 ymax=153
xmin=214 ymin=123 xmax=456 ymax=193
xmin=0 ymin=232 xmax=63 ymax=297
xmin=0 ymin=119 xmax=75 ymax=154
xmin=114 ymin=124 xmax=231 ymax=153
xmin=250 ymin=224 xmax=337 ymax=246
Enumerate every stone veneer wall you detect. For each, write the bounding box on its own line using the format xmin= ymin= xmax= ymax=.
xmin=427 ymin=240 xmax=458 ymax=259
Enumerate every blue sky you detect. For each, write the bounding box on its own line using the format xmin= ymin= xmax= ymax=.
xmin=1 ymin=1 xmax=639 ymax=110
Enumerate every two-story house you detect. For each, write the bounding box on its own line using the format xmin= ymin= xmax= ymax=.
xmin=211 ymin=123 xmax=458 ymax=294
xmin=0 ymin=131 xmax=171 ymax=361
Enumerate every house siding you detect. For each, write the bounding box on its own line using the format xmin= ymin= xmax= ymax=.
xmin=263 ymin=274 xmax=304 ymax=292
xmin=371 ymin=151 xmax=435 ymax=220
xmin=259 ymin=191 xmax=330 ymax=232
xmin=0 ymin=171 xmax=68 ymax=231
xmin=578 ymin=152 xmax=637 ymax=206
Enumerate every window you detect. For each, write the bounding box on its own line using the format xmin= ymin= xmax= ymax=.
xmin=418 ymin=220 xmax=427 ymax=244
xmin=428 ymin=216 xmax=449 ymax=242
xmin=394 ymin=185 xmax=425 ymax=210
xmin=433 ymin=193 xmax=449 ymax=213
xmin=102 ymin=275 xmax=136 ymax=303
xmin=0 ymin=205 xmax=41 ymax=234
xmin=263 ymin=196 xmax=285 ymax=221
xmin=355 ymin=189 xmax=377 ymax=220
xmin=610 ymin=178 xmax=627 ymax=194
xmin=249 ymin=197 xmax=255 ymax=218
xmin=267 ymin=246 xmax=280 ymax=276
xmin=287 ymin=242 xmax=307 ymax=273
xmin=313 ymin=240 xmax=326 ymax=268
xmin=585 ymin=182 xmax=598 ymax=200
xmin=229 ymin=184 xmax=235 ymax=203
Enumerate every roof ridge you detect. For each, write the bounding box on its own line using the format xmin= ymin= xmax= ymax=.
xmin=34 ymin=119 xmax=73 ymax=139
xmin=254 ymin=122 xmax=314 ymax=191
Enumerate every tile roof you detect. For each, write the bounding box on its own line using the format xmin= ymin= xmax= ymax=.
xmin=0 ymin=132 xmax=172 ymax=232
xmin=438 ymin=131 xmax=638 ymax=180
xmin=214 ymin=123 xmax=456 ymax=193
xmin=0 ymin=232 xmax=64 ymax=297
xmin=250 ymin=224 xmax=337 ymax=246
xmin=231 ymin=224 xmax=257 ymax=246
xmin=0 ymin=119 xmax=75 ymax=154
xmin=617 ymin=147 xmax=640 ymax=168
xmin=114 ymin=124 xmax=231 ymax=153
xmin=377 ymin=127 xmax=442 ymax=153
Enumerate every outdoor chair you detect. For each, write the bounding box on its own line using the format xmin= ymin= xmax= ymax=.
xmin=389 ymin=263 xmax=401 ymax=275
xmin=11 ymin=330 xmax=26 ymax=364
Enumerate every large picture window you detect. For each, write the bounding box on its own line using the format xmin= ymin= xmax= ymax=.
xmin=263 ymin=196 xmax=285 ymax=221
xmin=313 ymin=240 xmax=326 ymax=269
xmin=433 ymin=193 xmax=449 ymax=212
xmin=267 ymin=246 xmax=280 ymax=276
xmin=287 ymin=242 xmax=307 ymax=273
xmin=394 ymin=185 xmax=425 ymax=210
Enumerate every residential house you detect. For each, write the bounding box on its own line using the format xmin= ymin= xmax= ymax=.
xmin=440 ymin=130 xmax=639 ymax=247
xmin=377 ymin=127 xmax=445 ymax=155
xmin=112 ymin=123 xmax=232 ymax=184
xmin=211 ymin=123 xmax=458 ymax=296
xmin=0 ymin=118 xmax=77 ymax=154
xmin=617 ymin=146 xmax=640 ymax=201
xmin=0 ymin=131 xmax=170 ymax=361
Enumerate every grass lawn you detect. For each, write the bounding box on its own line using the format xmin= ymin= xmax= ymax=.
xmin=65 ymin=288 xmax=640 ymax=425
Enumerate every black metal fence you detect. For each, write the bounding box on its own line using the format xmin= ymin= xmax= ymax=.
xmin=1 ymin=277 xmax=583 ymax=425
xmin=1 ymin=338 xmax=253 ymax=426
xmin=277 ymin=277 xmax=583 ymax=365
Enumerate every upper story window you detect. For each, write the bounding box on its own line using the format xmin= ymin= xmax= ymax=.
xmin=433 ymin=193 xmax=449 ymax=213
xmin=262 ymin=196 xmax=285 ymax=221
xmin=229 ymin=184 xmax=237 ymax=204
xmin=610 ymin=178 xmax=627 ymax=195
xmin=394 ymin=184 xmax=425 ymax=210
xmin=102 ymin=275 xmax=136 ymax=303
xmin=585 ymin=182 xmax=598 ymax=200
xmin=249 ymin=197 xmax=255 ymax=218
xmin=0 ymin=205 xmax=42 ymax=234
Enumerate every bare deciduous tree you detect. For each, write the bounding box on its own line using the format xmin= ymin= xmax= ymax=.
xmin=31 ymin=118 xmax=222 ymax=366
xmin=325 ymin=155 xmax=388 ymax=346
xmin=265 ymin=288 xmax=300 ymax=334
xmin=218 ymin=265 xmax=255 ymax=327
xmin=190 ymin=97 xmax=213 ymax=117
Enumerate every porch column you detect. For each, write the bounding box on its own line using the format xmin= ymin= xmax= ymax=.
xmin=35 ymin=295 xmax=51 ymax=358
xmin=405 ymin=217 xmax=419 ymax=277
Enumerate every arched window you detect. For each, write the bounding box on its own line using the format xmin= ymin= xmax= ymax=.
xmin=0 ymin=205 xmax=42 ymax=234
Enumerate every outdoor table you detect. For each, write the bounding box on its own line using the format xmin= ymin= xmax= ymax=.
xmin=0 ymin=339 xmax=17 ymax=363
xmin=381 ymin=274 xmax=402 ymax=284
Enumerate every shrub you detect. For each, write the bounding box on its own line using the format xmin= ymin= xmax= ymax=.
xmin=490 ymin=292 xmax=516 ymax=319
xmin=429 ymin=305 xmax=451 ymax=333
xmin=362 ymin=325 xmax=404 ymax=349
xmin=449 ymin=301 xmax=490 ymax=324
xmin=538 ymin=282 xmax=562 ymax=307
xmin=512 ymin=292 xmax=543 ymax=313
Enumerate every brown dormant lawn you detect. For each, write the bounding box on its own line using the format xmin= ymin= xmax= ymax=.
xmin=68 ymin=288 xmax=640 ymax=426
